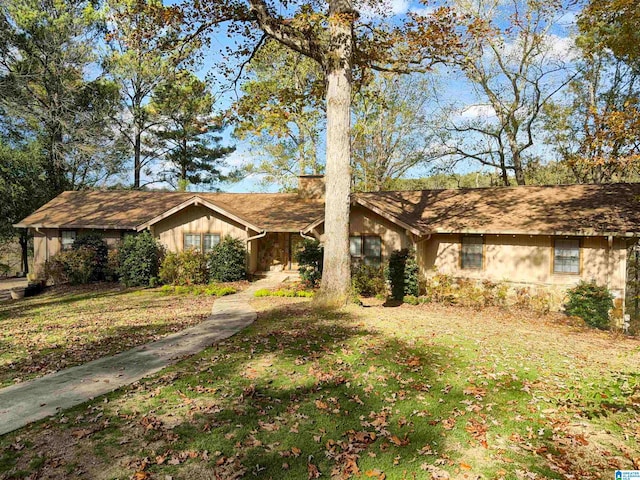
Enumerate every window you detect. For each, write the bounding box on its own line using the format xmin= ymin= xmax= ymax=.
xmin=461 ymin=235 xmax=483 ymax=270
xmin=350 ymin=235 xmax=382 ymax=266
xmin=203 ymin=234 xmax=221 ymax=253
xmin=349 ymin=236 xmax=363 ymax=258
xmin=61 ymin=230 xmax=76 ymax=251
xmin=554 ymin=239 xmax=580 ymax=274
xmin=184 ymin=233 xmax=201 ymax=251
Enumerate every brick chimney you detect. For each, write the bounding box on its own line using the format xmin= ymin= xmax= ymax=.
xmin=297 ymin=175 xmax=325 ymax=199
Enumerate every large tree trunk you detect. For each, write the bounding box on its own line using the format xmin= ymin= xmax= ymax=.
xmin=318 ymin=0 xmax=354 ymax=304
xmin=512 ymin=151 xmax=526 ymax=185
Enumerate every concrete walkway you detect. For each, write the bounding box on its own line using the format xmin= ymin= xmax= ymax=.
xmin=0 ymin=273 xmax=289 ymax=436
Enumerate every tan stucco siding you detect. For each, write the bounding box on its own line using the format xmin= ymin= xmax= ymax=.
xmin=417 ymin=233 xmax=628 ymax=292
xmin=153 ymin=205 xmax=250 ymax=252
xmin=348 ymin=206 xmax=410 ymax=258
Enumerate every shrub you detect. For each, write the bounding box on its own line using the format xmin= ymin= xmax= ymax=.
xmin=403 ymin=295 xmax=419 ymax=305
xmin=44 ymin=247 xmax=96 ymax=285
xmin=295 ymin=239 xmax=323 ymax=288
xmin=117 ymin=232 xmax=164 ymax=287
xmin=480 ymin=280 xmax=509 ymax=307
xmin=105 ymin=249 xmax=120 ymax=282
xmin=387 ymin=248 xmax=419 ymax=301
xmin=44 ymin=255 xmax=68 ymax=284
xmin=565 ymin=280 xmax=614 ymax=330
xmin=208 ymin=236 xmax=247 ymax=282
xmin=352 ymin=264 xmax=386 ymax=297
xmin=0 ymin=263 xmax=9 ymax=277
xmin=160 ymin=249 xmax=209 ymax=285
xmin=72 ymin=232 xmax=108 ymax=281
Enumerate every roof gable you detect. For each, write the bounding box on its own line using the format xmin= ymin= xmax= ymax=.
xmin=136 ymin=196 xmax=263 ymax=233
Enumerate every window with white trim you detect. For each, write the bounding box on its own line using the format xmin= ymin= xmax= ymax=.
xmin=553 ymin=239 xmax=580 ymax=274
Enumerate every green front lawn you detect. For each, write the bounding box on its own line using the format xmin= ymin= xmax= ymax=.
xmin=1 ymin=296 xmax=639 ymax=479
xmin=0 ymin=283 xmax=218 ymax=387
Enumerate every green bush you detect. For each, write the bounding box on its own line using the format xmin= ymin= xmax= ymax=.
xmin=295 ymin=239 xmax=323 ymax=288
xmin=352 ymin=264 xmax=386 ymax=298
xmin=160 ymin=249 xmax=209 ymax=285
xmin=403 ymin=295 xmax=420 ymax=305
xmin=117 ymin=232 xmax=164 ymax=287
xmin=208 ymin=236 xmax=247 ymax=282
xmin=387 ymin=248 xmax=419 ymax=301
xmin=565 ymin=280 xmax=614 ymax=330
xmin=72 ymin=232 xmax=108 ymax=281
xmin=0 ymin=263 xmax=10 ymax=277
xmin=44 ymin=247 xmax=96 ymax=285
xmin=105 ymin=249 xmax=120 ymax=282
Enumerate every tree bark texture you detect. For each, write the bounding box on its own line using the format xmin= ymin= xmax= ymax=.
xmin=318 ymin=0 xmax=354 ymax=303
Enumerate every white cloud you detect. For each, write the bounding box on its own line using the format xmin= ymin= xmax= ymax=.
xmin=222 ymin=149 xmax=250 ymax=169
xmin=408 ymin=5 xmax=436 ymax=17
xmin=544 ymin=34 xmax=578 ymax=61
xmin=458 ymin=104 xmax=496 ymax=119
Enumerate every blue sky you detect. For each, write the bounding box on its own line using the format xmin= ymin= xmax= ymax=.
xmin=182 ymin=0 xmax=581 ymax=193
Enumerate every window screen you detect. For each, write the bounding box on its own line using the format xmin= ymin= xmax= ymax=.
xmin=363 ymin=237 xmax=382 ymax=266
xmin=554 ymin=239 xmax=580 ymax=274
xmin=184 ymin=233 xmax=201 ymax=251
xmin=349 ymin=236 xmax=362 ymax=258
xmin=61 ymin=231 xmax=76 ymax=251
xmin=203 ymin=234 xmax=221 ymax=252
xmin=461 ymin=236 xmax=483 ymax=269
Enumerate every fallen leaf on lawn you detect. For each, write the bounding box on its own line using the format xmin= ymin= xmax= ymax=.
xmin=308 ymin=462 xmax=321 ymax=479
xmin=71 ymin=428 xmax=93 ymax=439
xmin=390 ymin=435 xmax=409 ymax=446
xmin=365 ymin=468 xmax=386 ymax=479
xmin=315 ymin=400 xmax=329 ymax=410
xmin=259 ymin=421 xmax=280 ymax=432
xmin=442 ymin=418 xmax=456 ymax=430
xmin=460 ymin=462 xmax=472 ymax=470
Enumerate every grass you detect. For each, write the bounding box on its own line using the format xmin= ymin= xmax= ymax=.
xmin=0 ymin=283 xmax=217 ymax=387
xmin=1 ymin=296 xmax=640 ymax=479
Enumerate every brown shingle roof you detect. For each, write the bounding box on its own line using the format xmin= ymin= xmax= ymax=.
xmin=15 ymin=190 xmax=324 ymax=232
xmin=16 ymin=183 xmax=640 ymax=236
xmin=356 ymin=183 xmax=640 ymax=236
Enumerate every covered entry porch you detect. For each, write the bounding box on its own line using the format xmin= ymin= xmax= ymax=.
xmin=256 ymin=232 xmax=305 ymax=272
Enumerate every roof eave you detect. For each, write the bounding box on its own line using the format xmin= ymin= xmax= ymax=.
xmin=422 ymin=229 xmax=640 ymax=237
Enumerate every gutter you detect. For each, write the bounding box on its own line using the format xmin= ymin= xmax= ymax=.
xmin=300 ymin=230 xmax=318 ymax=242
xmin=246 ymin=230 xmax=267 ymax=243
